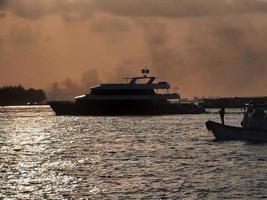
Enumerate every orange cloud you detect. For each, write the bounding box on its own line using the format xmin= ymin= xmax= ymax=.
xmin=0 ymin=0 xmax=267 ymax=99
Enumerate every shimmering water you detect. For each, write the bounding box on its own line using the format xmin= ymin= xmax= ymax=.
xmin=0 ymin=106 xmax=267 ymax=199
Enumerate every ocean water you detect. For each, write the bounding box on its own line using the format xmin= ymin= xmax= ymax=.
xmin=0 ymin=106 xmax=267 ymax=199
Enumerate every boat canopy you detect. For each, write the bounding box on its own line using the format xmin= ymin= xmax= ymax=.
xmin=90 ymin=68 xmax=172 ymax=90
xmin=90 ymin=82 xmax=170 ymax=90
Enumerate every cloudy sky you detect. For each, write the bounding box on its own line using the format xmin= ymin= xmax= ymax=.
xmin=0 ymin=0 xmax=267 ymax=99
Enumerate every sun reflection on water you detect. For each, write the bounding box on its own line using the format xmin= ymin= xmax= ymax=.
xmin=0 ymin=106 xmax=267 ymax=199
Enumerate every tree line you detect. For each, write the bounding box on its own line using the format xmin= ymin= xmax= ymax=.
xmin=200 ymin=96 xmax=267 ymax=108
xmin=0 ymin=85 xmax=47 ymax=106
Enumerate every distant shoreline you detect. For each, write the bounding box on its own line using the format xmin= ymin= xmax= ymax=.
xmin=0 ymin=85 xmax=47 ymax=106
xmin=199 ymin=96 xmax=267 ymax=108
xmin=0 ymin=103 xmax=48 ymax=107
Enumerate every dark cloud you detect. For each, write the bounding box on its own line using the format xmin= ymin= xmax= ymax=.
xmin=0 ymin=12 xmax=6 ymax=18
xmin=9 ymin=24 xmax=40 ymax=47
xmin=90 ymin=15 xmax=132 ymax=42
xmin=0 ymin=0 xmax=7 ymax=9
xmin=2 ymin=0 xmax=267 ymax=21
xmin=94 ymin=0 xmax=225 ymax=18
xmin=91 ymin=15 xmax=131 ymax=33
xmin=0 ymin=0 xmax=7 ymax=19
xmin=0 ymin=37 xmax=3 ymax=48
xmin=193 ymin=18 xmax=267 ymax=92
xmin=3 ymin=0 xmax=93 ymax=20
xmin=141 ymin=21 xmax=188 ymax=84
xmin=140 ymin=18 xmax=267 ymax=97
xmin=93 ymin=0 xmax=267 ymax=18
xmin=48 ymin=69 xmax=100 ymax=100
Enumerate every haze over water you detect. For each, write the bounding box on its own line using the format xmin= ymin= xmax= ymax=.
xmin=0 ymin=106 xmax=267 ymax=199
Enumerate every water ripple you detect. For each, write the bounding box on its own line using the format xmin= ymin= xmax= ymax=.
xmin=0 ymin=106 xmax=267 ymax=199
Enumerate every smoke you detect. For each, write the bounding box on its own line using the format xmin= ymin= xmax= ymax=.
xmin=47 ymin=69 xmax=100 ymax=100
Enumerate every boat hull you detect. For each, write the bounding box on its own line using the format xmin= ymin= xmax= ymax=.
xmin=206 ymin=120 xmax=267 ymax=142
xmin=48 ymin=100 xmax=205 ymax=116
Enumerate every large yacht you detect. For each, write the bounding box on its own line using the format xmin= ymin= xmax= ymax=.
xmin=48 ymin=68 xmax=205 ymax=115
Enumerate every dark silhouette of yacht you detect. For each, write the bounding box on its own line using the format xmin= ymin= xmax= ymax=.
xmin=48 ymin=68 xmax=205 ymax=115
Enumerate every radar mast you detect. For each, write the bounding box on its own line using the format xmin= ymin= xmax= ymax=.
xmin=141 ymin=67 xmax=150 ymax=77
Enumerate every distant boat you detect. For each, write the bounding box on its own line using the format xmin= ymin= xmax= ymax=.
xmin=206 ymin=120 xmax=267 ymax=142
xmin=48 ymin=68 xmax=205 ymax=116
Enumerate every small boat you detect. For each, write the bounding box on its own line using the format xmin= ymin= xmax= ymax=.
xmin=206 ymin=120 xmax=267 ymax=142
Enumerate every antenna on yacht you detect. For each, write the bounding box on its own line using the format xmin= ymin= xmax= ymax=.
xmin=141 ymin=67 xmax=150 ymax=77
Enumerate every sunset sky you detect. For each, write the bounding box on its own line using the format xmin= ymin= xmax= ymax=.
xmin=0 ymin=0 xmax=267 ymax=99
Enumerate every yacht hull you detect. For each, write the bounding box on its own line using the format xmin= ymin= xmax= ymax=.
xmin=48 ymin=100 xmax=205 ymax=116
